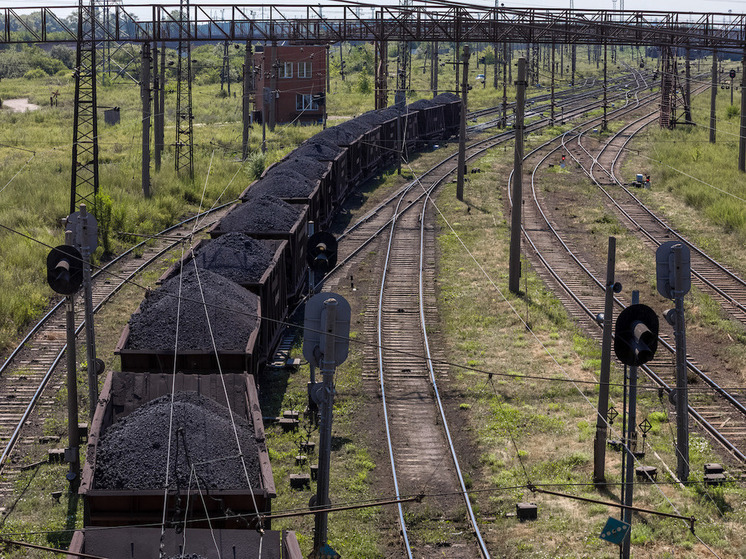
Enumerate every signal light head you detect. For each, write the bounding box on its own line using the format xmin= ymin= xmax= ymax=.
xmin=47 ymin=245 xmax=83 ymax=295
xmin=614 ymin=304 xmax=659 ymax=367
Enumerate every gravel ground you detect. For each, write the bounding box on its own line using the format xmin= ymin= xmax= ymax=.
xmin=192 ymin=233 xmax=274 ymax=285
xmin=95 ymin=391 xmax=260 ymax=490
xmin=127 ymin=268 xmax=259 ymax=351
xmin=218 ymin=195 xmax=302 ymax=233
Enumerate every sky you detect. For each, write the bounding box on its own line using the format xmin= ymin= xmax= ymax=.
xmin=1 ymin=0 xmax=744 ymax=19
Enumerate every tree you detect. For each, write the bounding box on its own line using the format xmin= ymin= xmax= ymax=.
xmin=50 ymin=45 xmax=75 ymax=69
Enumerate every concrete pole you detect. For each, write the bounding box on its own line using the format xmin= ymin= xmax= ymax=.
xmin=739 ymin=50 xmax=746 ymax=172
xmin=158 ymin=41 xmax=165 ymax=166
xmin=593 ymin=237 xmax=617 ymax=484
xmin=141 ymin=44 xmax=151 ymax=198
xmin=456 ymin=45 xmax=469 ymax=201
xmin=571 ymin=43 xmax=576 ymax=86
xmin=502 ymin=41 xmax=508 ymax=128
xmin=550 ymin=41 xmax=555 ymax=126
xmin=509 ymin=58 xmax=527 ymax=294
xmin=64 ymin=229 xmax=80 ymax=486
xmin=684 ymin=45 xmax=692 ymax=124
xmin=242 ymin=41 xmax=252 ymax=160
xmin=431 ymin=40 xmax=438 ymax=96
xmin=153 ymin=42 xmax=161 ymax=171
xmin=269 ymin=43 xmax=277 ymax=131
xmin=673 ymin=245 xmax=689 ymax=482
xmin=79 ymin=205 xmax=98 ymax=418
xmin=313 ymin=298 xmax=338 ymax=556
xmin=602 ymin=42 xmax=608 ymax=131
xmin=710 ymin=51 xmax=717 ymax=144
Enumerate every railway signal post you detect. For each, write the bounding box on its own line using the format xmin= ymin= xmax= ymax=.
xmin=657 ymin=242 xmax=692 ymax=482
xmin=47 ymin=233 xmax=83 ymax=486
xmin=614 ymin=300 xmax=659 ymax=559
xmin=303 ymin=294 xmax=351 ymax=558
xmin=456 ymin=45 xmax=469 ymax=201
xmin=67 ymin=205 xmax=100 ymax=419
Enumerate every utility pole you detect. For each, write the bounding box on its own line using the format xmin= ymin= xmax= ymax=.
xmin=269 ymin=42 xmax=277 ymax=131
xmin=141 ymin=43 xmax=151 ymax=198
xmin=77 ymin=205 xmax=99 ymax=418
xmin=221 ymin=40 xmax=231 ymax=94
xmin=593 ymin=237 xmax=617 ymax=484
xmin=509 ymin=58 xmax=527 ymax=294
xmin=157 ymin=42 xmax=165 ymax=169
xmin=710 ymin=51 xmax=717 ymax=144
xmin=242 ymin=41 xmax=253 ymax=160
xmin=431 ymin=40 xmax=438 ymax=96
xmin=739 ymin=48 xmax=746 ymax=172
xmin=70 ymin=0 xmax=99 ymax=216
xmin=550 ymin=41 xmax=555 ymax=126
xmin=571 ymin=43 xmax=576 ymax=86
xmin=684 ymin=45 xmax=692 ymax=124
xmin=454 ymin=42 xmax=460 ymax=97
xmin=602 ymin=41 xmax=608 ymax=131
xmin=152 ymin=42 xmax=160 ymax=171
xmin=456 ymin=45 xmax=469 ymax=201
xmin=175 ymin=0 xmax=194 ymax=180
xmin=502 ymin=41 xmax=508 ymax=128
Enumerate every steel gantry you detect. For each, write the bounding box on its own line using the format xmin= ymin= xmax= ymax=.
xmin=3 ymin=4 xmax=746 ymax=50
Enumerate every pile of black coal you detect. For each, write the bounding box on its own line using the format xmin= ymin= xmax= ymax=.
xmin=191 ymin=233 xmax=274 ymax=286
xmin=95 ymin=391 xmax=261 ymax=490
xmin=127 ymin=268 xmax=259 ymax=351
xmin=218 ymin=195 xmax=302 ymax=233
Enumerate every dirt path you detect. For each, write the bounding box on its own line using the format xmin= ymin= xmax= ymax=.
xmin=2 ymin=98 xmax=40 ymax=113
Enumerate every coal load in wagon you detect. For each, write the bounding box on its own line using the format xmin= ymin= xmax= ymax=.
xmin=217 ymin=195 xmax=302 ymax=234
xmin=294 ymin=139 xmax=344 ymax=161
xmin=94 ymin=391 xmax=261 ymax=490
xmin=282 ymin=156 xmax=330 ymax=182
xmin=245 ymin=167 xmax=317 ymax=199
xmin=315 ymin=125 xmax=359 ymax=147
xmin=190 ymin=233 xmax=274 ymax=286
xmin=126 ymin=268 xmax=259 ymax=352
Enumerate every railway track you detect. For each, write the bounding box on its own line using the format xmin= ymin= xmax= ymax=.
xmin=0 ymin=203 xmax=234 ymax=505
xmin=520 ymin=82 xmax=746 ymax=467
xmin=315 ymin=69 xmax=654 ymax=557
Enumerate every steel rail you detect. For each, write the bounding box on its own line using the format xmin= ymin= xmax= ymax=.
xmin=514 ymin=87 xmax=746 ymax=463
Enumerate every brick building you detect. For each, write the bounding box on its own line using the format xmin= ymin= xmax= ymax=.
xmin=253 ymin=44 xmax=327 ymax=126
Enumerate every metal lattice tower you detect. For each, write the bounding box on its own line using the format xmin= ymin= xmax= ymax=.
xmin=659 ymin=46 xmax=685 ymax=129
xmin=71 ymin=0 xmax=99 ymax=215
xmin=175 ymin=0 xmax=194 ymax=180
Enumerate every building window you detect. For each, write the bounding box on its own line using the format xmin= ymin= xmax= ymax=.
xmin=278 ymin=61 xmax=293 ymax=78
xmin=298 ymin=61 xmax=312 ymax=78
xmin=296 ymin=93 xmax=318 ymax=111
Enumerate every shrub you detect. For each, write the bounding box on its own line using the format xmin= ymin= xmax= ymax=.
xmin=726 ymin=105 xmax=740 ymax=119
xmin=246 ymin=151 xmax=266 ymax=180
xmin=23 ymin=68 xmax=48 ymax=80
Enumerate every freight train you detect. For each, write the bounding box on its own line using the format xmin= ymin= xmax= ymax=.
xmin=67 ymin=93 xmax=461 ymax=558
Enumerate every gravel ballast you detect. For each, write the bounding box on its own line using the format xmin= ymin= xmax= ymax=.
xmin=126 ymin=268 xmax=259 ymax=351
xmin=219 ymin=195 xmax=302 ymax=233
xmin=95 ymin=391 xmax=261 ymax=490
xmin=192 ymin=233 xmax=274 ymax=285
